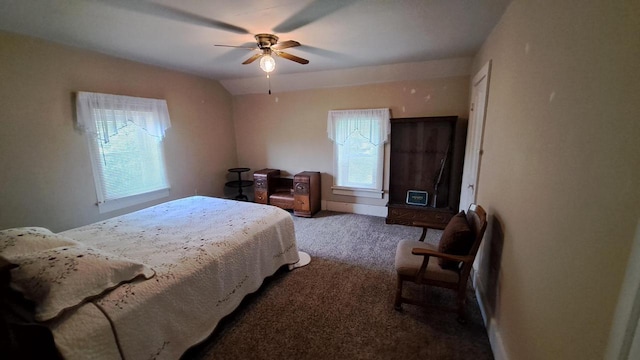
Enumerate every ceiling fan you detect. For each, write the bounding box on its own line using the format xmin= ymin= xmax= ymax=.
xmin=215 ymin=33 xmax=309 ymax=73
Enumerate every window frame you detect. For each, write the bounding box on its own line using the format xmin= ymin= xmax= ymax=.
xmin=76 ymin=92 xmax=172 ymax=213
xmin=327 ymin=108 xmax=390 ymax=199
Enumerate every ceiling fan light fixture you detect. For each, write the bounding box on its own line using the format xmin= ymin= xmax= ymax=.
xmin=216 ymin=33 xmax=307 ymax=75
xmin=259 ymin=54 xmax=276 ymax=73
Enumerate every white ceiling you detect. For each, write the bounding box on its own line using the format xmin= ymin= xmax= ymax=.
xmin=0 ymin=0 xmax=511 ymax=84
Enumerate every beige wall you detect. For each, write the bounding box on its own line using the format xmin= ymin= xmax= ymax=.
xmin=0 ymin=31 xmax=237 ymax=232
xmin=232 ymin=77 xmax=470 ymax=207
xmin=471 ymin=1 xmax=640 ymax=359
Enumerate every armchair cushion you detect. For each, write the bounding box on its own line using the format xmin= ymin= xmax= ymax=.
xmin=395 ymin=240 xmax=459 ymax=283
xmin=437 ymin=211 xmax=473 ymax=269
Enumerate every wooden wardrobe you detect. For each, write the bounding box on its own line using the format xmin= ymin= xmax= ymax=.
xmin=386 ymin=116 xmax=465 ymax=228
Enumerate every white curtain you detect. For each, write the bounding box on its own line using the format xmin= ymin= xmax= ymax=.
xmin=75 ymin=91 xmax=172 ymax=211
xmin=327 ymin=108 xmax=390 ymax=145
xmin=76 ymin=91 xmax=171 ymax=142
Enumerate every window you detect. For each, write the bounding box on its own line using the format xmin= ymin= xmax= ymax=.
xmin=76 ymin=92 xmax=172 ymax=213
xmin=327 ymin=108 xmax=390 ymax=198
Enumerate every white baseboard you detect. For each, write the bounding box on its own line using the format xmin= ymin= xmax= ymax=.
xmin=485 ymin=316 xmax=508 ymax=360
xmin=473 ymin=271 xmax=509 ymax=360
xmin=322 ymin=200 xmax=387 ymax=217
xmin=471 ymin=270 xmax=488 ymax=324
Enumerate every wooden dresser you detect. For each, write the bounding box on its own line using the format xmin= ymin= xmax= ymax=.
xmin=254 ymin=169 xmax=321 ymax=217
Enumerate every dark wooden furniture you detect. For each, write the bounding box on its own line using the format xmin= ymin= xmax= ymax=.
xmin=1 ymin=258 xmax=61 ymax=359
xmin=394 ymin=204 xmax=487 ymax=323
xmin=254 ymin=169 xmax=321 ymax=217
xmin=386 ymin=116 xmax=464 ymax=229
xmin=226 ymin=167 xmax=253 ymax=201
xmin=254 ymin=168 xmax=285 ymax=205
xmin=292 ymin=172 xmax=321 ymax=217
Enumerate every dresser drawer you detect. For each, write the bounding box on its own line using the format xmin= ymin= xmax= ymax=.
xmin=255 ymin=190 xmax=268 ymax=204
xmin=254 ymin=177 xmax=268 ymax=190
xmin=270 ymin=192 xmax=294 ymax=210
xmin=294 ymin=195 xmax=310 ymax=211
xmin=293 ymin=181 xmax=309 ymax=195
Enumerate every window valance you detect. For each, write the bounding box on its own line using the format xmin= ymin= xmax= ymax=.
xmin=76 ymin=92 xmax=172 ymax=143
xmin=327 ymin=108 xmax=390 ymax=146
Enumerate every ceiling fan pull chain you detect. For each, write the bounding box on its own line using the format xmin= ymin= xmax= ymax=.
xmin=267 ymin=73 xmax=272 ymax=95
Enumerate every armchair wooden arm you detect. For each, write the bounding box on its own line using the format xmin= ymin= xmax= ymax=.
xmin=410 ymin=248 xmax=472 ymax=263
xmin=410 ymin=248 xmax=472 ymax=284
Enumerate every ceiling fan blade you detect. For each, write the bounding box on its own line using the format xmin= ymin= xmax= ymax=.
xmin=275 ymin=51 xmax=309 ymax=65
xmin=215 ymin=44 xmax=258 ymax=50
xmin=298 ymin=45 xmax=348 ymax=59
xmin=97 ymin=0 xmax=250 ymax=34
xmin=271 ymin=40 xmax=301 ymax=50
xmin=242 ymin=53 xmax=262 ymax=65
xmin=272 ymin=0 xmax=360 ymax=33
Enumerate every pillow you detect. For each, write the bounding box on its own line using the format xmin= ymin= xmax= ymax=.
xmin=0 ymin=227 xmax=81 ymax=258
xmin=437 ymin=211 xmax=473 ymax=270
xmin=5 ymin=245 xmax=155 ymax=322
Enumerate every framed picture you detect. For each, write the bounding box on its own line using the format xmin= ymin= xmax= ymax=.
xmin=406 ymin=190 xmax=428 ymax=206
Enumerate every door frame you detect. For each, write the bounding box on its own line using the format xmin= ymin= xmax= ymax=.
xmin=460 ymin=59 xmax=492 ymax=211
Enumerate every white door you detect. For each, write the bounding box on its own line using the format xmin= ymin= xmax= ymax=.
xmin=460 ymin=60 xmax=491 ymax=211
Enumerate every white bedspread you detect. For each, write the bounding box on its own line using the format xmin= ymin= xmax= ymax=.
xmin=52 ymin=196 xmax=299 ymax=359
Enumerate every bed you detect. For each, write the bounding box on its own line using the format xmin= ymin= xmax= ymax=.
xmin=0 ymin=196 xmax=303 ymax=359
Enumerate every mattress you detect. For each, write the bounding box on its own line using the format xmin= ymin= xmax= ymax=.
xmin=49 ymin=196 xmax=300 ymax=359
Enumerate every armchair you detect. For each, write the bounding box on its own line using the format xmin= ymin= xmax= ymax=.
xmin=394 ymin=204 xmax=487 ymax=323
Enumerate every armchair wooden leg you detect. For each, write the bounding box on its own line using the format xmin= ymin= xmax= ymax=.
xmin=394 ymin=276 xmax=404 ymax=311
xmin=456 ymin=289 xmax=468 ymax=324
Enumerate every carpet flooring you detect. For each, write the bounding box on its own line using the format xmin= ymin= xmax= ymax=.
xmin=183 ymin=211 xmax=494 ymax=360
